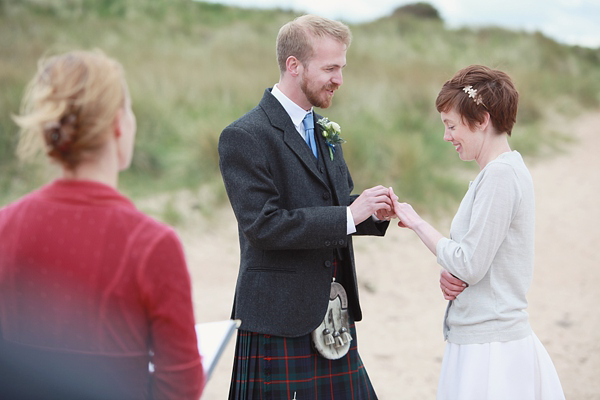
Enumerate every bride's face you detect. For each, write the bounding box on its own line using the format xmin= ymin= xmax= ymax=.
xmin=440 ymin=108 xmax=482 ymax=162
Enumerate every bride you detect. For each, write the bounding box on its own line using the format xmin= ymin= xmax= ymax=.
xmin=391 ymin=65 xmax=565 ymax=400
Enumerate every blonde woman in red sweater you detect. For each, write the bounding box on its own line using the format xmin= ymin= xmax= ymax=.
xmin=0 ymin=50 xmax=204 ymax=399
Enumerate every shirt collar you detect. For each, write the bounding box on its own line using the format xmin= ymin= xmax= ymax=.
xmin=271 ymin=84 xmax=313 ymax=131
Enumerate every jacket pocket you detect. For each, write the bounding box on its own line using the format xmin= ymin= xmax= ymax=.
xmin=247 ymin=266 xmax=296 ymax=274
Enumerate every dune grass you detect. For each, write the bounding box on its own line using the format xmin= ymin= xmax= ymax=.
xmin=1 ymin=0 xmax=599 ymax=220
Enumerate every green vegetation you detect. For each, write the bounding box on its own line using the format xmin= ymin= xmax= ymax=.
xmin=1 ymin=0 xmax=599 ymax=220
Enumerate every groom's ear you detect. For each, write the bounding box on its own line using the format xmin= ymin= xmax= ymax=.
xmin=286 ymin=56 xmax=301 ymax=77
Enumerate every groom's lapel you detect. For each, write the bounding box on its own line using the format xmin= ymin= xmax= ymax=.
xmin=260 ymin=90 xmax=328 ymax=187
xmin=282 ymin=125 xmax=321 ymax=179
xmin=314 ymin=113 xmax=346 ymax=206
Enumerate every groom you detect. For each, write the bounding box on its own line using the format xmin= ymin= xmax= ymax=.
xmin=219 ymin=14 xmax=393 ymax=399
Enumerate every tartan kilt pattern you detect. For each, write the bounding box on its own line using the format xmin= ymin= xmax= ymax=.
xmin=228 ymin=324 xmax=377 ymax=400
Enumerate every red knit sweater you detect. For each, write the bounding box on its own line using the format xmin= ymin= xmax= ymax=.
xmin=0 ymin=179 xmax=204 ymax=399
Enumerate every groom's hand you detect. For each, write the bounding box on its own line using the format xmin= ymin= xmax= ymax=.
xmin=350 ymin=185 xmax=394 ymax=225
xmin=374 ymin=186 xmax=398 ymax=221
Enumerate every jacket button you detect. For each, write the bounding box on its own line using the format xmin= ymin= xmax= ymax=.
xmin=319 ymin=166 xmax=325 ymax=173
xmin=339 ymin=240 xmax=345 ymax=246
xmin=325 ymin=240 xmax=331 ymax=247
xmin=322 ymin=192 xmax=330 ymax=200
xmin=324 ymin=260 xmax=332 ymax=268
xmin=331 ymin=240 xmax=338 ymax=246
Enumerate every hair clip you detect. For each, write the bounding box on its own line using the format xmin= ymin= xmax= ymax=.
xmin=43 ymin=121 xmax=62 ymax=144
xmin=43 ymin=113 xmax=77 ymax=153
xmin=463 ymin=85 xmax=485 ymax=106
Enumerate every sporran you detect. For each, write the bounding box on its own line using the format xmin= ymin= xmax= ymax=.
xmin=311 ymin=280 xmax=353 ymax=360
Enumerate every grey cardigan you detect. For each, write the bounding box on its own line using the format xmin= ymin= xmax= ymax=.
xmin=218 ymin=89 xmax=388 ymax=337
xmin=437 ymin=151 xmax=534 ymax=344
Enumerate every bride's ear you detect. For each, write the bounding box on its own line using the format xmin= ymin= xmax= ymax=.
xmin=477 ymin=111 xmax=491 ymax=131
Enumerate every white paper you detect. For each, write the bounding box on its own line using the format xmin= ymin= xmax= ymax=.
xmin=195 ymin=319 xmax=240 ymax=381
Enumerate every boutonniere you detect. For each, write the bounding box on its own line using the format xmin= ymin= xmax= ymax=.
xmin=317 ymin=117 xmax=346 ymax=161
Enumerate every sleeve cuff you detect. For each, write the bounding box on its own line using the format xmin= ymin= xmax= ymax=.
xmin=346 ymin=207 xmax=357 ymax=235
xmin=436 ymin=237 xmax=450 ymax=264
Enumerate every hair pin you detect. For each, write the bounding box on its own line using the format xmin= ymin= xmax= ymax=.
xmin=463 ymin=85 xmax=485 ymax=106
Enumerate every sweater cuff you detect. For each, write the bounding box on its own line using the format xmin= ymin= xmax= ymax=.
xmin=436 ymin=237 xmax=450 ymax=265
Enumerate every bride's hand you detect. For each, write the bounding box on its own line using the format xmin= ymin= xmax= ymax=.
xmin=389 ymin=187 xmax=422 ymax=230
xmin=388 ymin=187 xmax=402 ymax=220
xmin=440 ymin=269 xmax=468 ymax=300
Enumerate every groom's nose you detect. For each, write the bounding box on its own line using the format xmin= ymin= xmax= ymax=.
xmin=331 ymin=70 xmax=343 ymax=86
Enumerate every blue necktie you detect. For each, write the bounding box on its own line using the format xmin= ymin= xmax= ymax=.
xmin=302 ymin=112 xmax=318 ymax=159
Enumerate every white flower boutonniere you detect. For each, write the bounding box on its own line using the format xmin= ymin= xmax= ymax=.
xmin=317 ymin=117 xmax=346 ymax=161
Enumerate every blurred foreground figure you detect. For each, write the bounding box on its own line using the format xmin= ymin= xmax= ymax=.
xmin=0 ymin=50 xmax=204 ymax=399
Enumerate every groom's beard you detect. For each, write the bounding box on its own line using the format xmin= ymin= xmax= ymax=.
xmin=301 ymin=76 xmax=339 ymax=109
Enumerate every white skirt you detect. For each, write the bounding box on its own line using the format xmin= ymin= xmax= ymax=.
xmin=437 ymin=332 xmax=565 ymax=400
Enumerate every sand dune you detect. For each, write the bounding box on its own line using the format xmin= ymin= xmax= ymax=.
xmin=185 ymin=111 xmax=600 ymax=399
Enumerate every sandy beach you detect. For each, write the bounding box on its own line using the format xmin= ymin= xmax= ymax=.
xmin=184 ymin=111 xmax=600 ymax=399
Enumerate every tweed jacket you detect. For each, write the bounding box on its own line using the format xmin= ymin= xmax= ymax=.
xmin=218 ymin=88 xmax=388 ymax=337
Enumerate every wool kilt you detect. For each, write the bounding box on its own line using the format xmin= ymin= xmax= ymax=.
xmin=228 ymin=323 xmax=377 ymax=400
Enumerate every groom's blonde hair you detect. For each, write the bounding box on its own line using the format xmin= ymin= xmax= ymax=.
xmin=276 ymin=15 xmax=352 ymax=73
